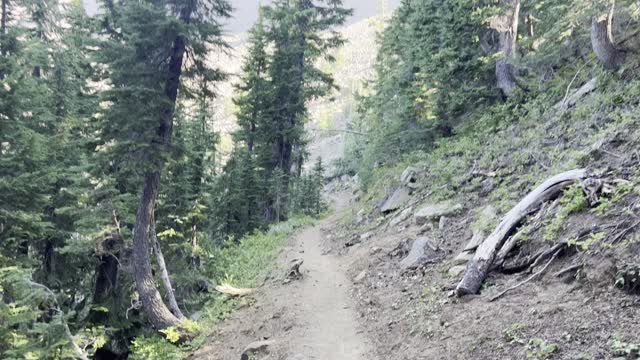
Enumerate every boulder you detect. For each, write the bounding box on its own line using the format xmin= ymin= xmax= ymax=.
xmin=399 ymin=237 xmax=438 ymax=270
xmin=414 ymin=202 xmax=463 ymax=225
xmin=400 ymin=166 xmax=420 ymax=185
xmin=380 ymin=187 xmax=412 ymax=214
xmin=356 ymin=209 xmax=366 ymax=224
xmin=390 ymin=206 xmax=413 ymax=227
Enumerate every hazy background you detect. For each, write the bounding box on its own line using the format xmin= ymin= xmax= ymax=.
xmin=82 ymin=0 xmax=400 ymax=33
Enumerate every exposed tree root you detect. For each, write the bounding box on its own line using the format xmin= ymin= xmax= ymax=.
xmin=553 ymin=263 xmax=583 ymax=278
xmin=610 ymin=219 xmax=640 ymax=244
xmin=489 ymin=249 xmax=562 ymax=302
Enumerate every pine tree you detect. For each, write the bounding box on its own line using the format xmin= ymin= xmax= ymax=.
xmin=97 ymin=0 xmax=231 ymax=331
xmin=260 ymin=0 xmax=351 ymax=221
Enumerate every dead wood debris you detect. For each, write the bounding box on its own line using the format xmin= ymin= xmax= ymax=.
xmin=489 ymin=248 xmax=562 ymax=302
xmin=284 ymin=259 xmax=304 ymax=283
xmin=457 ymin=169 xmax=635 ymax=299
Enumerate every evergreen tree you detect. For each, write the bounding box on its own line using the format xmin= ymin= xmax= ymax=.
xmin=97 ymin=0 xmax=231 ymax=331
xmin=0 ymin=1 xmax=104 ymax=357
xmin=260 ymin=0 xmax=351 ymax=221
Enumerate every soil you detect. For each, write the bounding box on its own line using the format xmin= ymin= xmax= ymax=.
xmin=193 ymin=187 xmax=640 ymax=360
xmin=192 ymin=194 xmax=373 ymax=360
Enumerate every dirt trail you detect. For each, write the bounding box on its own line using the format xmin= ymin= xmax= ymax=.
xmin=194 ymin=194 xmax=371 ymax=360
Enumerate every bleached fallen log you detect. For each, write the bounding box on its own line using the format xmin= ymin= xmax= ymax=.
xmin=215 ymin=283 xmax=255 ymax=297
xmin=456 ymin=169 xmax=588 ymax=296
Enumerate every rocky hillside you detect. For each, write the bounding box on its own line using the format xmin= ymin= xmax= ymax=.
xmin=325 ymin=75 xmax=640 ymax=359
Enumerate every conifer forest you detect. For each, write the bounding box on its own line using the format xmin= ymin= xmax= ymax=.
xmin=1 ymin=0 xmax=640 ymax=359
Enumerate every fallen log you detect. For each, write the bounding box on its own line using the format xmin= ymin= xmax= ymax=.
xmin=215 ymin=283 xmax=255 ymax=297
xmin=456 ymin=169 xmax=588 ymax=296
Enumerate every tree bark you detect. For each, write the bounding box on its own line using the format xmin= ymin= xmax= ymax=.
xmin=1 ymin=0 xmax=6 ymax=36
xmin=132 ymin=172 xmax=181 ymax=329
xmin=493 ymin=0 xmax=520 ymax=97
xmin=131 ymin=2 xmax=193 ymax=330
xmin=591 ymin=1 xmax=625 ymax=69
xmin=150 ymin=214 xmax=184 ymax=319
xmin=456 ymin=169 xmax=587 ymax=296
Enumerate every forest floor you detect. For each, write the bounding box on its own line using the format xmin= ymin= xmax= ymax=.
xmin=192 ymin=193 xmax=374 ymax=360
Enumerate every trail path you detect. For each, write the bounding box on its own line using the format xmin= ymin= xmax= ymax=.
xmin=194 ymin=194 xmax=371 ymax=360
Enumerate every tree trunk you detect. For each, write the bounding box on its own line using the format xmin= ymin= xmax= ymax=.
xmin=1 ymin=0 xmax=6 ymax=36
xmin=132 ymin=172 xmax=181 ymax=329
xmin=131 ymin=2 xmax=192 ymax=331
xmin=591 ymin=1 xmax=625 ymax=69
xmin=456 ymin=169 xmax=587 ymax=296
xmin=494 ymin=0 xmax=520 ymax=97
xmin=150 ymin=214 xmax=184 ymax=319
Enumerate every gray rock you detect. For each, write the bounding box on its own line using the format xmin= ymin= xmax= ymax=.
xmin=448 ymin=265 xmax=467 ymax=278
xmin=353 ymin=270 xmax=367 ymax=283
xmin=356 ymin=209 xmax=366 ymax=224
xmin=400 ymin=166 xmax=420 ymax=184
xmin=360 ymin=232 xmax=373 ymax=241
xmin=390 ymin=206 xmax=413 ymax=227
xmin=399 ymin=237 xmax=438 ymax=270
xmin=380 ymin=187 xmax=412 ymax=214
xmin=438 ymin=216 xmax=448 ymax=231
xmin=414 ymin=202 xmax=463 ymax=225
xmin=453 ymin=228 xmax=486 ymax=265
xmin=369 ymin=246 xmax=382 ymax=255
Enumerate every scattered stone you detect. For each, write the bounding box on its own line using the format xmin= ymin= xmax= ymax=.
xmin=388 ymin=238 xmax=411 ymax=259
xmin=380 ymin=187 xmax=412 ymax=214
xmin=448 ymin=265 xmax=467 ymax=278
xmin=285 ymin=259 xmax=304 ymax=283
xmin=360 ymin=232 xmax=374 ymax=241
xmin=399 ymin=237 xmax=438 ymax=270
xmin=241 ymin=340 xmax=276 ymax=360
xmin=438 ymin=216 xmax=448 ymax=231
xmin=390 ymin=206 xmax=413 ymax=227
xmin=356 ymin=209 xmax=366 ymax=224
xmin=480 ymin=178 xmax=495 ymax=195
xmin=370 ymin=247 xmax=382 ymax=255
xmin=400 ymin=166 xmax=420 ymax=185
xmin=345 ymin=236 xmax=362 ymax=247
xmin=414 ymin=202 xmax=463 ymax=225
xmin=453 ymin=228 xmax=486 ymax=265
xmin=353 ymin=270 xmax=367 ymax=283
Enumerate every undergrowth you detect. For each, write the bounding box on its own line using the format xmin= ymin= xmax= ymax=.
xmin=351 ymin=72 xmax=640 ymax=219
xmin=129 ymin=216 xmax=315 ymax=359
